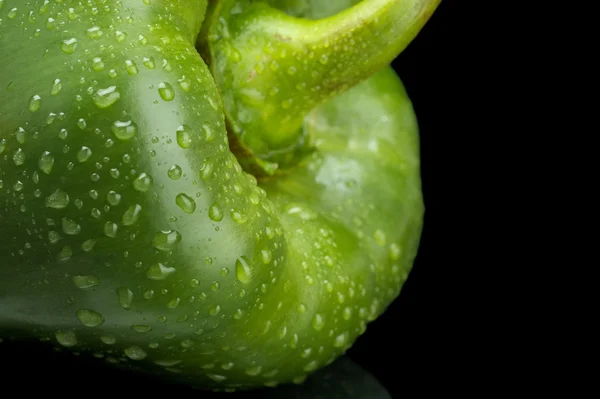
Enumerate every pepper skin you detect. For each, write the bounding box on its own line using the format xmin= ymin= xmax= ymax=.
xmin=0 ymin=0 xmax=438 ymax=391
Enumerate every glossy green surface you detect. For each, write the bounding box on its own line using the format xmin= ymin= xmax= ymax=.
xmin=0 ymin=0 xmax=431 ymax=392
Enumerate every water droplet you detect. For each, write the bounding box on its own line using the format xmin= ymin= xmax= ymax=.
xmin=48 ymin=231 xmax=61 ymax=244
xmin=207 ymin=96 xmax=218 ymax=110
xmin=132 ymin=173 xmax=153 ymax=192
xmin=103 ymin=222 xmax=118 ymax=238
xmin=146 ymin=263 xmax=176 ymax=280
xmin=301 ymin=349 xmax=312 ymax=359
xmin=208 ymin=374 xmax=226 ymax=382
xmin=77 ymin=119 xmax=87 ymax=130
xmin=291 ymin=333 xmax=299 ymax=348
xmin=7 ymin=7 xmax=17 ymax=19
xmin=231 ymin=211 xmax=248 ymax=224
xmin=58 ymin=128 xmax=68 ymax=140
xmin=100 ymin=335 xmax=116 ymax=345
xmin=200 ymin=161 xmax=213 ymax=180
xmin=152 ymin=230 xmax=181 ymax=251
xmin=37 ymin=184 xmax=59 ymax=205
xmin=304 ymin=360 xmax=319 ymax=372
xmin=37 ymin=151 xmax=54 ymax=173
xmin=45 ymin=112 xmax=57 ymax=124
xmin=176 ymin=125 xmax=192 ymax=148
xmin=281 ymin=99 xmax=292 ymax=109
xmin=67 ymin=7 xmax=77 ymax=20
xmin=178 ymin=76 xmax=191 ymax=92
xmin=60 ymin=38 xmax=78 ymax=54
xmin=208 ymin=203 xmax=223 ymax=222
xmin=124 ymin=346 xmax=147 ymax=360
xmin=246 ymin=366 xmax=262 ymax=377
xmin=278 ymin=326 xmax=288 ymax=339
xmin=260 ymin=249 xmax=272 ymax=264
xmin=326 ymin=282 xmax=334 ymax=292
xmin=29 ymin=95 xmax=41 ymax=112
xmin=87 ymin=26 xmax=104 ymax=39
xmin=106 ymin=191 xmax=121 ymax=206
xmin=109 ymin=69 xmax=118 ymax=78
xmin=116 ymin=30 xmax=127 ymax=42
xmin=114 ymin=287 xmax=134 ymax=310
xmin=131 ymin=324 xmax=151 ymax=333
xmin=234 ymin=309 xmax=245 ymax=320
xmin=155 ymin=359 xmax=182 ymax=367
xmin=176 ymin=193 xmax=196 ymax=214
xmin=122 ymin=204 xmax=142 ymax=226
xmin=72 ymin=275 xmax=99 ymax=289
xmin=221 ymin=362 xmax=234 ymax=370
xmin=168 ymin=165 xmax=182 ymax=180
xmin=81 ymin=239 xmax=96 ymax=252
xmin=158 ymin=82 xmax=175 ymax=101
xmin=374 ymin=229 xmax=386 ymax=246
xmin=55 ymin=331 xmax=77 ymax=347
xmin=312 ymin=314 xmax=325 ymax=331
xmin=112 ymin=120 xmax=138 ymax=140
xmin=180 ymin=339 xmax=194 ymax=348
xmin=74 ymin=146 xmax=92 ymax=164
xmin=76 ymin=309 xmax=105 ymax=327
xmin=143 ymin=290 xmax=155 ymax=299
xmin=209 ymin=305 xmax=221 ymax=316
xmin=263 ymin=320 xmax=272 ymax=334
xmin=93 ymin=86 xmax=120 ymax=108
xmin=50 ymin=79 xmax=62 ymax=96
xmin=167 ymin=298 xmax=181 ymax=309
xmin=143 ymin=56 xmax=155 ymax=68
xmin=389 ymin=243 xmax=402 ymax=260
xmin=46 ymin=17 xmax=56 ymax=30
xmin=139 ymin=35 xmax=149 ymax=45
xmin=62 ymin=217 xmax=81 ymax=235
xmin=125 ymin=60 xmax=138 ymax=75
xmin=92 ymin=57 xmax=105 ymax=71
xmin=235 ymin=256 xmax=252 ymax=284
xmin=203 ymin=124 xmax=215 ymax=141
xmin=333 ymin=332 xmax=348 ymax=348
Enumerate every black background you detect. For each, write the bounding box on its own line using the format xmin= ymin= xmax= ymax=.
xmin=0 ymin=1 xmax=469 ymax=397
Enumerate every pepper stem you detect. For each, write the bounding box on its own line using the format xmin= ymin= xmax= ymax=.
xmin=207 ymin=0 xmax=440 ymax=174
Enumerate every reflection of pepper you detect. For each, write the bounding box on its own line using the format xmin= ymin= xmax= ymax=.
xmin=0 ymin=0 xmax=439 ymax=391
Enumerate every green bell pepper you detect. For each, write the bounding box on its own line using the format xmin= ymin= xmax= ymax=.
xmin=0 ymin=0 xmax=439 ymax=391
